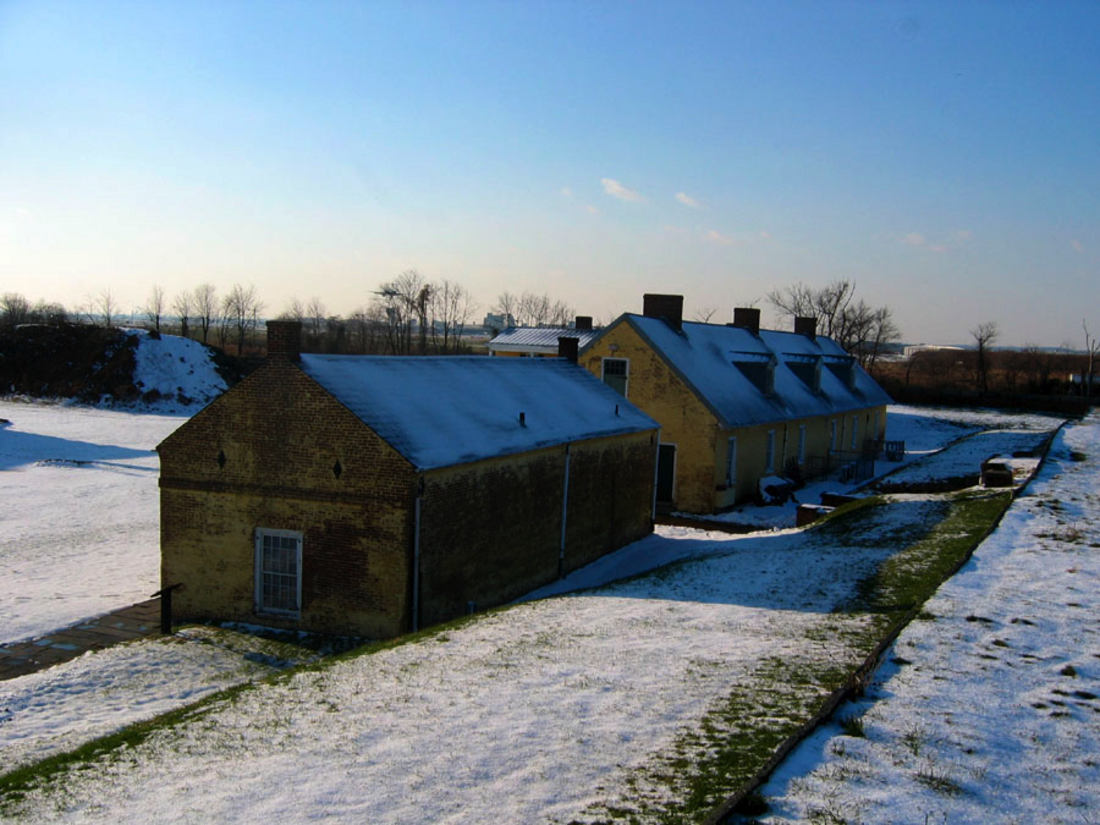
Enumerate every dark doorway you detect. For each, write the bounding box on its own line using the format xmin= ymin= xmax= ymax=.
xmin=656 ymin=443 xmax=676 ymax=504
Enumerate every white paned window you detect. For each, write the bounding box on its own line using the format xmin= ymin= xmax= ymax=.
xmin=601 ymin=358 xmax=629 ymax=397
xmin=765 ymin=430 xmax=776 ymax=473
xmin=255 ymin=528 xmax=303 ymax=616
xmin=725 ymin=436 xmax=737 ymax=486
xmin=829 ymin=419 xmax=837 ymax=451
xmin=850 ymin=415 xmax=859 ymax=450
xmin=798 ymin=425 xmax=806 ymax=464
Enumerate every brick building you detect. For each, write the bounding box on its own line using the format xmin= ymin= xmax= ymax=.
xmin=158 ymin=322 xmax=659 ymax=638
xmin=580 ymin=295 xmax=892 ymax=514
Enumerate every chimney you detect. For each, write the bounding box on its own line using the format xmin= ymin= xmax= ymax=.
xmin=642 ymin=294 xmax=684 ymax=332
xmin=266 ymin=320 xmax=302 ymax=362
xmin=575 ymin=315 xmax=593 ymax=331
xmin=794 ymin=316 xmax=817 ymax=340
xmin=732 ymin=307 xmax=761 ymax=335
xmin=558 ymin=336 xmax=579 ymax=363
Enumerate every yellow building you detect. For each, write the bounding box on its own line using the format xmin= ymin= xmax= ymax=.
xmin=158 ymin=322 xmax=659 ymax=638
xmin=579 ymin=295 xmax=892 ymax=514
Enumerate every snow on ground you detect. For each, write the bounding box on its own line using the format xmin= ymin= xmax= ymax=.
xmin=0 ymin=401 xmax=185 ymax=644
xmin=0 ymin=398 xmax=1084 ymax=823
xmin=754 ymin=414 xmax=1100 ymax=824
xmin=0 ymin=627 xmax=307 ymax=770
xmin=1 ymin=331 xmax=223 ymax=644
xmin=5 ymin=514 xmax=923 ymax=822
xmin=122 ymin=328 xmax=227 ymax=413
xmin=701 ymin=405 xmax=1063 ymax=530
xmin=871 ymin=428 xmax=1052 ymax=490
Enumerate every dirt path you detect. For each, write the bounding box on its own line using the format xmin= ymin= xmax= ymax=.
xmin=0 ymin=598 xmax=161 ymax=681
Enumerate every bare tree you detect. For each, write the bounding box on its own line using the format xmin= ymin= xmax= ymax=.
xmin=493 ymin=292 xmax=519 ymax=327
xmin=550 ymin=299 xmax=575 ymax=328
xmin=222 ymin=284 xmax=264 ymax=354
xmin=1084 ymin=320 xmax=1099 ymax=400
xmin=769 ymin=279 xmax=898 ymax=362
xmin=144 ymin=286 xmax=166 ymax=332
xmin=194 ymin=284 xmax=218 ymax=344
xmin=305 ymin=297 xmax=327 ymax=345
xmin=768 ymin=279 xmax=856 ymax=339
xmin=373 ymin=270 xmax=427 ymax=355
xmin=694 ymin=306 xmax=718 ymax=323
xmin=91 ymin=289 xmax=118 ymax=328
xmin=971 ymin=321 xmax=999 ymax=393
xmin=281 ymin=297 xmax=307 ymax=323
xmin=172 ymin=290 xmax=193 ymax=339
xmin=430 ymin=279 xmax=477 ymax=353
xmin=1 ymin=293 xmax=31 ymax=330
xmin=518 ymin=292 xmax=551 ymax=327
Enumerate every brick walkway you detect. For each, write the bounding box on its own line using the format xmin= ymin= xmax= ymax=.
xmin=0 ymin=598 xmax=162 ymax=682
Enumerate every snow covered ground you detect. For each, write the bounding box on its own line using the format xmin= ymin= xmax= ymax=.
xmin=704 ymin=405 xmax=1063 ymax=530
xmin=0 ymin=331 xmax=225 ymax=645
xmin=753 ymin=414 xmax=1100 ymax=824
xmin=1 ymin=380 xmax=1089 ymax=822
xmin=0 ymin=400 xmax=185 ymax=644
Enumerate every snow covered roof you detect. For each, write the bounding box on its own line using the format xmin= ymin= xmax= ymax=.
xmin=592 ymin=314 xmax=892 ymax=428
xmin=299 ymin=355 xmax=658 ymax=470
xmin=487 ymin=327 xmax=601 ymax=355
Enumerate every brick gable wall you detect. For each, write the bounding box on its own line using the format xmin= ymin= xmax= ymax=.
xmin=159 ymin=359 xmax=415 ymax=638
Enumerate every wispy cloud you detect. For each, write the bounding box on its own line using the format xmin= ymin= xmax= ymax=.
xmin=675 ymin=192 xmax=701 ymax=209
xmin=706 ymin=229 xmax=738 ymax=246
xmin=584 ymin=204 xmax=600 ymax=215
xmin=560 ymin=186 xmax=574 ymax=198
xmin=1071 ymin=239 xmax=1084 ymax=253
xmin=601 ymin=178 xmax=645 ymax=203
xmin=759 ymin=230 xmax=773 ymax=241
xmin=900 ymin=229 xmax=973 ymax=253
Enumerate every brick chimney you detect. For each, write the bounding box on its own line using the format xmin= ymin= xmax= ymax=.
xmin=266 ymin=320 xmax=302 ymax=362
xmin=732 ymin=307 xmax=761 ymax=335
xmin=575 ymin=316 xmax=593 ymax=331
xmin=558 ymin=336 xmax=579 ymax=363
xmin=642 ymin=294 xmax=684 ymax=332
xmin=794 ymin=316 xmax=817 ymax=340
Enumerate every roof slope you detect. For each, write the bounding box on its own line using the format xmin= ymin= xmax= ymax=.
xmin=488 ymin=327 xmax=601 ymax=352
xmin=300 ymin=355 xmax=657 ymax=470
xmin=600 ymin=315 xmax=892 ymax=428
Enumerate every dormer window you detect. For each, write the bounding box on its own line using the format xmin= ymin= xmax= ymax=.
xmin=730 ymin=351 xmax=777 ymax=396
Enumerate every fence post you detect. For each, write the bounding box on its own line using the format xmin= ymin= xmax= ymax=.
xmin=150 ymin=583 xmax=183 ymax=635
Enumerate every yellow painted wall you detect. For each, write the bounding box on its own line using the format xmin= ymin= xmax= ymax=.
xmin=581 ymin=322 xmax=720 ymax=513
xmin=583 ymin=319 xmax=889 ymax=513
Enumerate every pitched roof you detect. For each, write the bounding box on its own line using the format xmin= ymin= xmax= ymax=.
xmin=590 ymin=314 xmax=892 ymax=428
xmin=299 ymin=355 xmax=657 ymax=470
xmin=487 ymin=326 xmax=601 ymax=354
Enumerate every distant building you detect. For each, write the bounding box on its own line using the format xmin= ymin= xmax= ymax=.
xmin=488 ymin=316 xmax=601 ymax=357
xmin=158 ymin=322 xmax=659 ymax=638
xmin=580 ymin=295 xmax=892 ymax=514
xmin=902 ymin=344 xmax=966 ymax=359
xmin=482 ymin=312 xmax=515 ymax=333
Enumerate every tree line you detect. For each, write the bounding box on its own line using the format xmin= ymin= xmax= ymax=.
xmin=0 ymin=276 xmax=581 ymax=357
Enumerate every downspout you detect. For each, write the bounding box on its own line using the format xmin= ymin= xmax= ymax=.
xmin=412 ymin=475 xmax=424 ymax=632
xmin=559 ymin=444 xmax=571 ymax=578
xmin=651 ymin=432 xmax=661 ymax=523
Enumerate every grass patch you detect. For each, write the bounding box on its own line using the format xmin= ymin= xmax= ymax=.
xmin=838 ymin=714 xmax=866 ymax=738
xmin=0 ymin=683 xmax=254 ymax=812
xmin=580 ymin=490 xmax=1014 ymax=823
xmin=0 ymin=486 xmax=1019 ymax=822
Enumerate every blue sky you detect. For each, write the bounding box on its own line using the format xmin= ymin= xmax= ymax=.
xmin=2 ymin=0 xmax=1098 ymax=345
